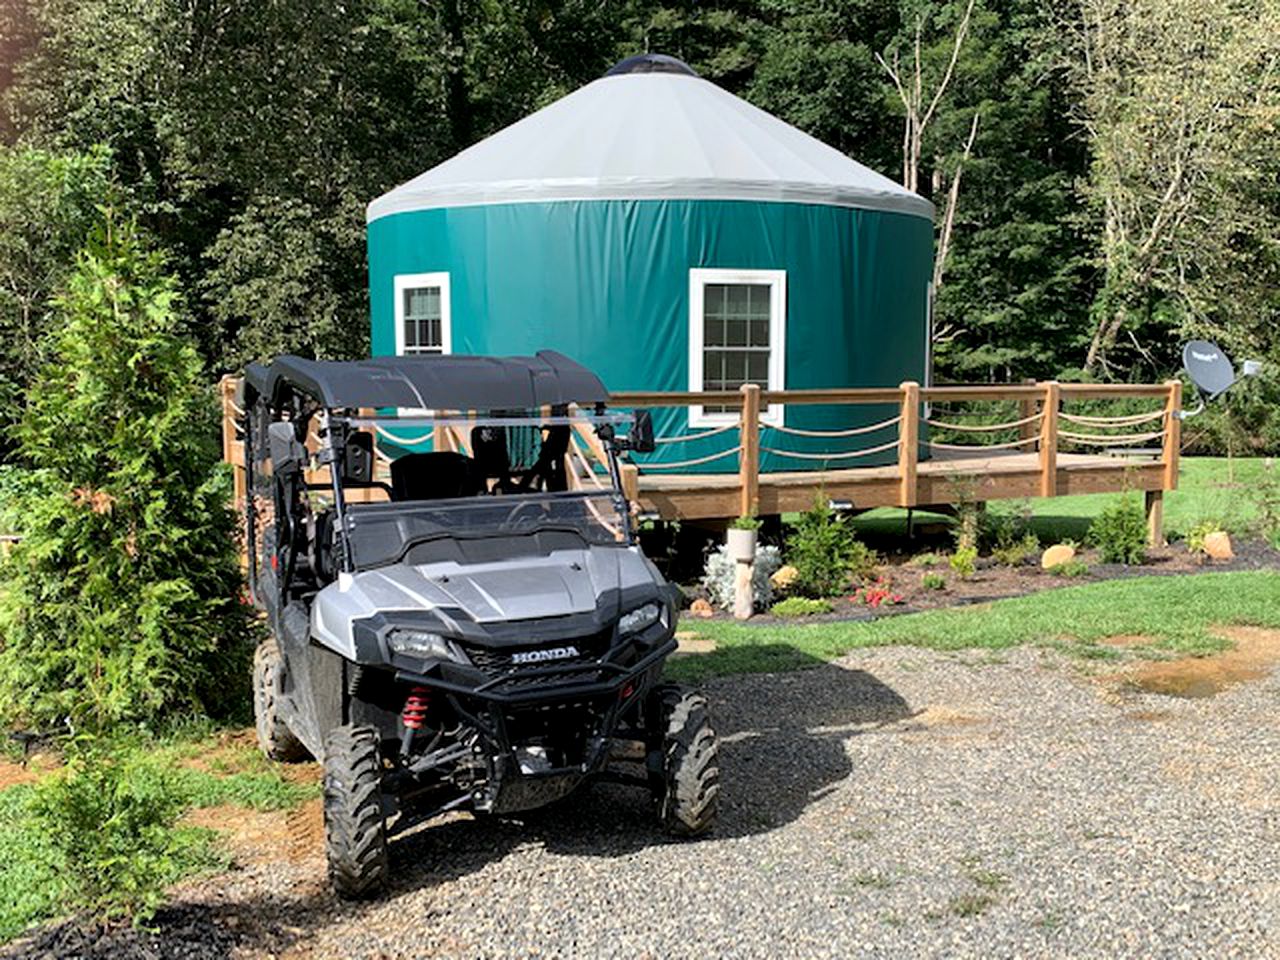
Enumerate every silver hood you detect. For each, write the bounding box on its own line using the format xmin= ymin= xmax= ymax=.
xmin=310 ymin=545 xmax=661 ymax=659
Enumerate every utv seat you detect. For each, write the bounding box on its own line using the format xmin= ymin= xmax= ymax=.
xmin=390 ymin=452 xmax=485 ymax=501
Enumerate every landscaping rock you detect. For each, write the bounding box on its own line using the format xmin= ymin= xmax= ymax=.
xmin=770 ymin=564 xmax=799 ymax=591
xmin=1041 ymin=543 xmax=1076 ymax=569
xmin=1204 ymin=530 xmax=1234 ymax=560
xmin=688 ymin=598 xmax=714 ymax=618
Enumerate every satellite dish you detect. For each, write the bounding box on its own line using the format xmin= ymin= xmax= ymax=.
xmin=1182 ymin=340 xmax=1236 ymax=399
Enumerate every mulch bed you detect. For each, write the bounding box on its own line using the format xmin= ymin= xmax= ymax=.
xmin=684 ymin=539 xmax=1280 ymax=626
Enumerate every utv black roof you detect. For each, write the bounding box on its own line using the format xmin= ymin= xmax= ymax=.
xmin=243 ymin=351 xmax=610 ymax=411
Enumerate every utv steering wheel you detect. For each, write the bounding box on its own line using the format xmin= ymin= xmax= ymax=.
xmin=501 ymin=500 xmax=549 ymax=531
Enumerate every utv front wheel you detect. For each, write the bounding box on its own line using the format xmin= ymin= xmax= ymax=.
xmin=651 ymin=684 xmax=720 ymax=837
xmin=252 ymin=640 xmax=308 ymax=762
xmin=322 ymin=725 xmax=389 ymax=899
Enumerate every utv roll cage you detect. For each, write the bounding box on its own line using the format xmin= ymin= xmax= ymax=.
xmin=240 ymin=350 xmax=653 ymax=606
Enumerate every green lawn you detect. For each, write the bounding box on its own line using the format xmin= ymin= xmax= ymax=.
xmin=667 ymin=570 xmax=1280 ymax=682
xmin=849 ymin=456 xmax=1272 ymax=544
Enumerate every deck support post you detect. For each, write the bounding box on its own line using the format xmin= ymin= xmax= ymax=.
xmin=1162 ymin=380 xmax=1182 ymax=491
xmin=1145 ymin=489 xmax=1165 ymax=547
xmin=898 ymin=381 xmax=919 ymax=507
xmin=739 ymin=383 xmax=761 ymax=519
xmin=1038 ymin=381 xmax=1060 ymax=497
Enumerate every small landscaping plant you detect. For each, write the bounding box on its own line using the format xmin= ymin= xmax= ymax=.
xmin=921 ymin=572 xmax=946 ymax=590
xmin=786 ymin=497 xmax=877 ymax=597
xmin=1185 ymin=520 xmax=1224 ymax=557
xmin=1253 ymin=459 xmax=1280 ymax=549
xmin=729 ymin=514 xmax=761 ymax=531
xmin=851 ymin=577 xmax=904 ymax=608
xmin=770 ymin=596 xmax=832 ymax=617
xmin=910 ymin=552 xmax=943 ymax=568
xmin=28 ymin=737 xmax=222 ymax=927
xmin=989 ymin=509 xmax=1039 ymax=566
xmin=1089 ymin=495 xmax=1148 ymax=564
xmin=949 ymin=545 xmax=978 ymax=579
xmin=1048 ymin=558 xmax=1089 ymax=578
xmin=701 ymin=543 xmax=782 ymax=611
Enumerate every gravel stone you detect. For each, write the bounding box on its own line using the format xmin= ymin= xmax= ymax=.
xmin=7 ymin=644 xmax=1278 ymax=958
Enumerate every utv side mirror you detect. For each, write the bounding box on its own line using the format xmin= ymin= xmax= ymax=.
xmin=627 ymin=409 xmax=656 ymax=454
xmin=268 ymin=421 xmax=306 ymax=476
xmin=342 ymin=431 xmax=374 ymax=484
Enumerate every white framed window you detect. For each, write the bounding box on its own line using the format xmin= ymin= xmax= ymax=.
xmin=394 ymin=272 xmax=452 ymax=356
xmin=688 ymin=268 xmax=786 ymax=427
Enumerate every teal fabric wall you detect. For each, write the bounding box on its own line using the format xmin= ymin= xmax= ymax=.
xmin=367 ymin=199 xmax=932 ymax=472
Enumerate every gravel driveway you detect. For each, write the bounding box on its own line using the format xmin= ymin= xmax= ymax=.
xmin=11 ymin=641 xmax=1280 ymax=959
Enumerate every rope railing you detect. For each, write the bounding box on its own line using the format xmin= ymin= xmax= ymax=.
xmin=1058 ymin=428 xmax=1166 ymax=446
xmin=1059 ymin=409 xmax=1166 ymax=427
xmin=770 ymin=415 xmax=901 ymax=439
xmin=926 ymin=436 xmax=1039 ymax=452
xmin=634 ymin=445 xmax=742 ymax=470
xmin=924 ymin=411 xmax=1042 ymax=433
xmin=653 ymin=422 xmax=738 ymax=445
xmin=760 ymin=438 xmax=901 ymax=461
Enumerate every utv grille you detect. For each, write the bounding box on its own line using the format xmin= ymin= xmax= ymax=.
xmin=461 ymin=629 xmax=613 ymax=684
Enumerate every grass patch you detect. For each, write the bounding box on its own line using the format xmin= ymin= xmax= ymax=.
xmin=666 ymin=571 xmax=1280 ymax=681
xmin=949 ymin=892 xmax=997 ymax=918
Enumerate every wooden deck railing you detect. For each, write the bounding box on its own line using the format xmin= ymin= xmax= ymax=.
xmin=219 ymin=376 xmax=1184 ymax=541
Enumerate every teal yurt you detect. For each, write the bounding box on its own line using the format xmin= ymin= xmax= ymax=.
xmin=366 ymin=54 xmax=934 ymax=471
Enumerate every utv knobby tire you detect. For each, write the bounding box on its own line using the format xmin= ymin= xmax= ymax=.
xmin=253 ymin=640 xmax=309 ymax=762
xmin=322 ymin=725 xmax=389 ymax=900
xmin=652 ymin=684 xmax=720 ymax=837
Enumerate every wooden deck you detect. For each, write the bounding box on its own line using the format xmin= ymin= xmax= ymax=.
xmin=634 ymin=449 xmax=1166 ymax=520
xmin=220 ymin=377 xmax=1184 ymax=545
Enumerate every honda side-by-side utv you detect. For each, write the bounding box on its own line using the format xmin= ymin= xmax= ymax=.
xmin=240 ymin=352 xmax=719 ymax=898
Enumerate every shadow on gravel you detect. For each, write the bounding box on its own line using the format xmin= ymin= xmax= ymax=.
xmin=384 ymin=656 xmax=910 ymax=895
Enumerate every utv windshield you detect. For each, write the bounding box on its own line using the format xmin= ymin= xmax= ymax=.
xmin=345 ymin=491 xmax=630 ymax=570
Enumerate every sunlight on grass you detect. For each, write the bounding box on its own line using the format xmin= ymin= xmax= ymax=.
xmin=667 ymin=571 xmax=1280 ymax=681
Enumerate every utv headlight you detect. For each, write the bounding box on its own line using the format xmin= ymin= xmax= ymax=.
xmin=618 ymin=602 xmax=664 ymax=636
xmin=387 ymin=628 xmax=468 ymax=663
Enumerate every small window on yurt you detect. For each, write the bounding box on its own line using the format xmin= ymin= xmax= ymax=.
xmin=394 ymin=273 xmax=452 ymax=356
xmin=688 ymin=268 xmax=786 ymax=427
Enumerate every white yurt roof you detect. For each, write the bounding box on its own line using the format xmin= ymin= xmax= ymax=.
xmin=367 ymin=55 xmax=933 ymax=223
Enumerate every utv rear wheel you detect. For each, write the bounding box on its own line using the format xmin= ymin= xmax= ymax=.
xmin=252 ymin=640 xmax=308 ymax=762
xmin=651 ymin=684 xmax=720 ymax=837
xmin=323 ymin=725 xmax=389 ymax=900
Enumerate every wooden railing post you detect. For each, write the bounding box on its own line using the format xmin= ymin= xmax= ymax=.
xmin=898 ymin=381 xmax=919 ymax=507
xmin=1162 ymin=379 xmax=1182 ymax=491
xmin=219 ymin=375 xmax=247 ymax=512
xmin=739 ymin=383 xmax=761 ymax=518
xmin=1039 ymin=381 xmax=1059 ymax=497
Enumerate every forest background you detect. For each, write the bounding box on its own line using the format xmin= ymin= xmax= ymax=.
xmin=0 ymin=0 xmax=1276 ymax=454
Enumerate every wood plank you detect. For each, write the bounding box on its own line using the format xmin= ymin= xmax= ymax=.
xmin=897 ymin=381 xmax=919 ymax=507
xmin=1162 ymin=380 xmax=1182 ymax=490
xmin=739 ymin=384 xmax=760 ymax=517
xmin=1039 ymin=382 xmax=1059 ymax=497
xmin=1146 ymin=489 xmax=1165 ymax=546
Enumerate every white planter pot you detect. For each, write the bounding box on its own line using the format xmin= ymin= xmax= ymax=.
xmin=726 ymin=527 xmax=757 ymax=563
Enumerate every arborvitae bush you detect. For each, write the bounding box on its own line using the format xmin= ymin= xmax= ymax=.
xmin=1089 ymin=495 xmax=1148 ymax=565
xmin=786 ymin=498 xmax=878 ymax=598
xmin=0 ymin=218 xmax=251 ymax=732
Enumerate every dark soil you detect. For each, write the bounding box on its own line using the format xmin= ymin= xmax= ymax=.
xmin=687 ymin=538 xmax=1280 ymax=626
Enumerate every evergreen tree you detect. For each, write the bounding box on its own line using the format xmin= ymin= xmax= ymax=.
xmin=0 ymin=214 xmax=249 ymax=731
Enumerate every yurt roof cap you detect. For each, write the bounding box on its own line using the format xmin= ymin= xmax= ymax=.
xmin=367 ymin=55 xmax=933 ymax=223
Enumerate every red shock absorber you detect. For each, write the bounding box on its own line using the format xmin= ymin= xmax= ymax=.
xmin=402 ymin=686 xmax=430 ymax=731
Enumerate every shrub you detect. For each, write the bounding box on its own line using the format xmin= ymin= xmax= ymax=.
xmin=786 ymin=498 xmax=878 ymax=597
xmin=1254 ymin=459 xmax=1280 ymax=548
xmin=770 ymin=596 xmax=832 ymax=617
xmin=1185 ymin=520 xmax=1224 ymax=556
xmin=949 ymin=545 xmax=978 ymax=579
xmin=0 ymin=465 xmax=55 ymax=536
xmin=701 ymin=544 xmax=782 ymax=611
xmin=0 ymin=219 xmax=252 ymax=732
xmin=729 ymin=514 xmax=761 ymax=531
xmin=1089 ymin=496 xmax=1148 ymax=565
xmin=991 ymin=531 xmax=1040 ymax=567
xmin=910 ymin=551 xmax=943 ymax=568
xmin=1048 ymin=558 xmax=1089 ymax=578
xmin=922 ymin=572 xmax=946 ymax=590
xmin=28 ymin=737 xmax=221 ymax=925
